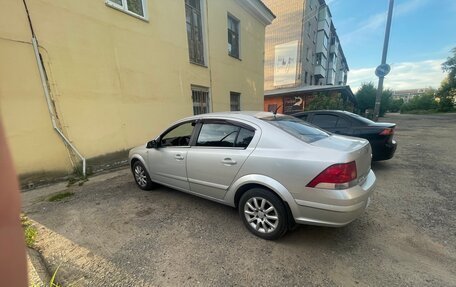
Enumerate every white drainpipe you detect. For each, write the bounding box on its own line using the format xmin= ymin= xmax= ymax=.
xmin=31 ymin=36 xmax=86 ymax=177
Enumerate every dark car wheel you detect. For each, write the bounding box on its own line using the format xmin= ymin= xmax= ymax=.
xmin=239 ymin=188 xmax=288 ymax=240
xmin=132 ymin=161 xmax=155 ymax=190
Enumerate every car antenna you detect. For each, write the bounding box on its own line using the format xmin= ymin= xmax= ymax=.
xmin=273 ymin=105 xmax=282 ymax=118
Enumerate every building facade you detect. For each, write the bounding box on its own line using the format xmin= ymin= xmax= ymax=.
xmin=392 ymin=88 xmax=433 ymax=103
xmin=262 ymin=0 xmax=351 ymax=114
xmin=0 ymin=0 xmax=274 ymax=182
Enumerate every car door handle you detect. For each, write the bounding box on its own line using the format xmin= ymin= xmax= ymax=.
xmin=175 ymin=154 xmax=184 ymax=161
xmin=221 ymin=158 xmax=237 ymax=166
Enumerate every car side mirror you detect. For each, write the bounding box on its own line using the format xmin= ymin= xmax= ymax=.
xmin=146 ymin=139 xmax=158 ymax=149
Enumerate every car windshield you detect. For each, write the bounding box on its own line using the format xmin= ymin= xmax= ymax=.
xmin=261 ymin=115 xmax=329 ymax=143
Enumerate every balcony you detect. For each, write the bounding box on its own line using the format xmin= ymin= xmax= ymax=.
xmin=315 ymin=31 xmax=328 ymax=54
xmin=326 ymin=70 xmax=335 ymax=85
xmin=330 ymin=40 xmax=339 ymax=54
xmin=314 ymin=65 xmax=326 ymax=78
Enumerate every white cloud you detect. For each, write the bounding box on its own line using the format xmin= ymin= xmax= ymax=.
xmin=348 ymin=59 xmax=447 ymax=92
xmin=340 ymin=0 xmax=429 ymax=45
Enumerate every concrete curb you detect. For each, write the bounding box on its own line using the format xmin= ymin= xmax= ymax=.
xmin=27 ymin=247 xmax=51 ymax=286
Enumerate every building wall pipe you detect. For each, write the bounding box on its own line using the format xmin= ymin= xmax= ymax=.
xmin=31 ymin=36 xmax=86 ymax=177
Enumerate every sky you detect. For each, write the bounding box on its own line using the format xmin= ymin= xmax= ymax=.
xmin=326 ymin=0 xmax=456 ymax=92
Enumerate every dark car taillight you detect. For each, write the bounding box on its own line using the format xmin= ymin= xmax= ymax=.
xmin=307 ymin=161 xmax=357 ymax=190
xmin=379 ymin=128 xmax=394 ymax=136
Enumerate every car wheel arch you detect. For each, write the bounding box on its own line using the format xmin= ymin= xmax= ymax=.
xmin=232 ymin=181 xmax=297 ymax=230
xmin=228 ymin=174 xmax=294 ymax=207
xmin=130 ymin=155 xmax=148 ymax=173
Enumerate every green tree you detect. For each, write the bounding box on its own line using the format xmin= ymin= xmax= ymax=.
xmin=401 ymin=91 xmax=437 ymax=113
xmin=306 ymin=93 xmax=345 ymax=110
xmin=355 ymin=82 xmax=392 ymax=116
xmin=356 ymin=83 xmax=376 ymax=114
xmin=437 ymin=47 xmax=456 ymax=111
xmin=389 ymin=98 xmax=404 ymax=112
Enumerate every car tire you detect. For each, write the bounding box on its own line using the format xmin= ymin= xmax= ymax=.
xmin=239 ymin=188 xmax=288 ymax=240
xmin=132 ymin=161 xmax=155 ymax=190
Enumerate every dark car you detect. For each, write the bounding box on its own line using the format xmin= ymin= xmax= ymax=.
xmin=292 ymin=110 xmax=397 ymax=161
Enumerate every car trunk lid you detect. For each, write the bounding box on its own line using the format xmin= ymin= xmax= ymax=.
xmin=311 ymin=135 xmax=372 ymax=184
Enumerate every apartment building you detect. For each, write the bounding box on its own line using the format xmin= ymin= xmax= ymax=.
xmin=392 ymin=88 xmax=433 ymax=103
xmin=263 ymin=0 xmax=353 ymax=114
xmin=0 ymin=0 xmax=274 ymax=182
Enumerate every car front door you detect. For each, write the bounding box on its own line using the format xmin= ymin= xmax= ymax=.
xmin=147 ymin=121 xmax=195 ymax=191
xmin=186 ymin=120 xmax=256 ymax=200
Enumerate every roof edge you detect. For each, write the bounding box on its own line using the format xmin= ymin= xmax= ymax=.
xmin=237 ymin=0 xmax=276 ymax=25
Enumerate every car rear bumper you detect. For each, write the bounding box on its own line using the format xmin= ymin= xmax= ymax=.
xmin=372 ymin=140 xmax=397 ymax=161
xmin=291 ymin=169 xmax=376 ymax=227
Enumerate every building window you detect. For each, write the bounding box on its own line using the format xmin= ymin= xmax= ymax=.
xmin=230 ymin=92 xmax=241 ymax=111
xmin=192 ymin=86 xmax=210 ymax=115
xmin=304 ymin=71 xmax=308 ymax=84
xmin=307 ymin=22 xmax=311 ymax=38
xmin=310 ymin=75 xmax=313 ymax=85
xmin=306 ymin=47 xmax=311 ymax=61
xmin=106 ymin=0 xmax=146 ymax=18
xmin=228 ymin=15 xmax=240 ymax=58
xmin=316 ymin=53 xmax=322 ymax=65
xmin=323 ymin=34 xmax=328 ymax=48
xmin=186 ymin=0 xmax=205 ymax=65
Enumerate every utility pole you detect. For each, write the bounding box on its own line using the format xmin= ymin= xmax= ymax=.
xmin=373 ymin=0 xmax=394 ymax=121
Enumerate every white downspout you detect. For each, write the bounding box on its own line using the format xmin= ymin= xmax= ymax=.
xmin=31 ymin=37 xmax=86 ymax=177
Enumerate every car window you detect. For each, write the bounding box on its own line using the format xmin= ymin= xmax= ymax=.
xmin=336 ymin=117 xmax=351 ymax=128
xmin=261 ymin=115 xmax=329 ymax=143
xmin=160 ymin=121 xmax=194 ymax=147
xmin=342 ymin=111 xmax=375 ymax=125
xmin=196 ymin=123 xmax=240 ymax=147
xmin=236 ymin=128 xmax=255 ymax=148
xmin=313 ymin=114 xmax=338 ymax=128
xmin=296 ymin=114 xmax=308 ymax=121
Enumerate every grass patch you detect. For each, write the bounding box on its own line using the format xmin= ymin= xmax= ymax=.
xmin=21 ymin=214 xmax=37 ymax=248
xmin=47 ymin=192 xmax=75 ymax=202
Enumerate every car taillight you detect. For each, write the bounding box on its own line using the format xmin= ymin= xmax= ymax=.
xmin=379 ymin=128 xmax=394 ymax=135
xmin=307 ymin=161 xmax=357 ymax=190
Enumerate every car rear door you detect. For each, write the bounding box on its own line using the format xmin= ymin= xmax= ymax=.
xmin=310 ymin=113 xmax=355 ymax=136
xmin=311 ymin=113 xmax=339 ymax=133
xmin=186 ymin=119 xmax=257 ymax=200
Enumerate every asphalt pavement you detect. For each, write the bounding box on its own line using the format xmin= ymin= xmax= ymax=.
xmin=22 ymin=113 xmax=456 ymax=286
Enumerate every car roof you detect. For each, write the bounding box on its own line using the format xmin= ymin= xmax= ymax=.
xmin=181 ymin=111 xmax=285 ymax=122
xmin=295 ymin=110 xmax=348 ymax=114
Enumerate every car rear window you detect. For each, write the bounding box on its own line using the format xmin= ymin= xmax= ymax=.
xmin=343 ymin=111 xmax=375 ymax=125
xmin=261 ymin=115 xmax=329 ymax=143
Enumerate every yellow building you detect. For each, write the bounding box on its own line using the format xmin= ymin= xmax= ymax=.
xmin=0 ymin=0 xmax=274 ymax=185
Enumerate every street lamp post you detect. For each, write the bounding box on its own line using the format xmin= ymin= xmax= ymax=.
xmin=373 ymin=0 xmax=394 ymax=121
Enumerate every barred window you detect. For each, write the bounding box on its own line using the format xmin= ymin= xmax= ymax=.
xmin=230 ymin=92 xmax=240 ymax=111
xmin=186 ymin=0 xmax=205 ymax=65
xmin=192 ymin=87 xmax=210 ymax=115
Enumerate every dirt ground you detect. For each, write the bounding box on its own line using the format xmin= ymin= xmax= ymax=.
xmin=22 ymin=113 xmax=456 ymax=287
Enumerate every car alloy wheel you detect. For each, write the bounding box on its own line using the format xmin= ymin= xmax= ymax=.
xmin=244 ymin=197 xmax=279 ymax=233
xmin=132 ymin=161 xmax=154 ymax=190
xmin=239 ymin=188 xmax=288 ymax=240
xmin=134 ymin=165 xmax=148 ymax=187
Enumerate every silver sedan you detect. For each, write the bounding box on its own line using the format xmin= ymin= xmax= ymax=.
xmin=129 ymin=112 xmax=376 ymax=240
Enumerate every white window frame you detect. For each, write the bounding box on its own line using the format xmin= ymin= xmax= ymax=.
xmin=105 ymin=0 xmax=148 ymax=21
